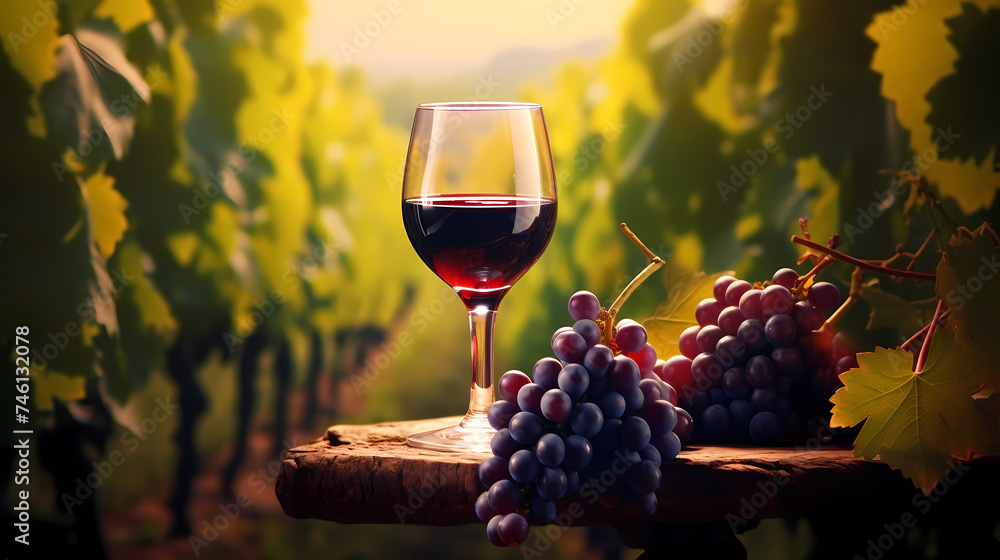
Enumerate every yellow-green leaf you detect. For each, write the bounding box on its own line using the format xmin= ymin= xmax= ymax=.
xmin=85 ymin=167 xmax=128 ymax=259
xmin=643 ymin=267 xmax=734 ymax=360
xmin=33 ymin=370 xmax=88 ymax=411
xmin=935 ymin=222 xmax=1000 ymax=383
xmin=94 ymin=0 xmax=154 ymax=33
xmin=830 ymin=328 xmax=996 ymax=494
xmin=860 ymin=282 xmax=938 ymax=334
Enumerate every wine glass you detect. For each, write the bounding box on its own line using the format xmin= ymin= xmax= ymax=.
xmin=401 ymin=102 xmax=557 ymax=452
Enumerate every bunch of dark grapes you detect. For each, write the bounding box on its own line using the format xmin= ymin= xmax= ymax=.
xmin=477 ymin=290 xmax=694 ymax=546
xmin=659 ymin=269 xmax=857 ymax=444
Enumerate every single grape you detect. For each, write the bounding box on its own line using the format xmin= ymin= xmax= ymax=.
xmin=550 ymin=326 xmax=573 ymax=348
xmin=553 ymin=331 xmax=588 ymax=364
xmin=771 ymin=346 xmax=804 ymax=378
xmin=691 ymin=352 xmax=724 ymax=389
xmin=672 ymin=408 xmax=693 ymax=447
xmin=718 ymin=306 xmax=746 ymax=336
xmin=835 ymin=354 xmax=859 ymax=374
xmin=678 ymin=325 xmax=701 ymax=359
xmin=509 ymin=411 xmax=544 ymax=444
xmin=831 ymin=331 xmax=855 ymax=361
xmin=641 ymin=399 xmax=678 ymax=434
xmin=608 ymin=356 xmax=641 ymax=393
xmin=540 ymin=388 xmax=572 ymax=423
xmin=628 ymin=460 xmax=662 ymax=495
xmin=566 ymin=469 xmax=582 ymax=496
xmin=475 ymin=491 xmax=494 ymax=523
xmin=791 ymin=300 xmax=824 ymax=333
xmin=771 ymin=268 xmax=799 ymax=289
xmin=508 ymin=449 xmax=542 ymax=484
xmin=516 ymin=383 xmax=546 ymax=416
xmin=728 ymin=398 xmax=753 ymax=428
xmin=696 ymin=325 xmax=724 ymax=353
xmin=702 ymin=404 xmax=730 ymax=435
xmin=695 ymin=298 xmax=726 ymax=326
xmin=764 ymin=313 xmax=798 ymax=347
xmin=479 ymin=456 xmax=509 ymax=488
xmin=563 ymin=434 xmax=593 ymax=469
xmin=535 ymin=433 xmax=566 ymax=467
xmin=498 ymin=512 xmax=530 ymax=546
xmin=808 ymin=282 xmax=840 ymax=311
xmin=736 ymin=318 xmax=767 ymax=351
xmin=638 ymin=444 xmax=662 ymax=467
xmin=622 ymin=385 xmax=644 ymax=412
xmin=558 ymin=364 xmax=590 ymax=401
xmin=537 ymin=467 xmax=568 ymax=500
xmin=616 ymin=322 xmax=648 ymax=354
xmin=653 ymin=430 xmax=682 ymax=460
xmin=739 ymin=289 xmax=764 ymax=320
xmin=622 ymin=416 xmax=652 ymax=450
xmin=488 ymin=400 xmax=519 ymax=430
xmin=725 ymin=280 xmax=753 ymax=307
xmin=596 ymin=390 xmax=626 ymax=420
xmin=627 ymin=343 xmax=657 ymax=373
xmin=488 ymin=479 xmax=521 ymax=514
xmin=532 ymin=357 xmax=563 ymax=390
xmin=570 ymin=402 xmax=603 ymax=437
xmin=745 ymin=355 xmax=775 ymax=388
xmin=722 ymin=366 xmax=750 ymax=399
xmin=638 ymin=378 xmax=664 ymax=403
xmin=486 ymin=514 xmax=504 ymax=546
xmin=568 ymin=290 xmax=601 ymax=321
xmin=573 ymin=319 xmax=602 ymax=347
xmin=527 ymin=495 xmax=556 ymax=524
xmin=490 ymin=428 xmax=521 ymax=460
xmin=760 ymin=285 xmax=794 ymax=317
xmin=661 ymin=356 xmax=694 ymax=394
xmin=750 ymin=387 xmax=778 ymax=411
xmin=749 ymin=411 xmax=782 ymax=444
xmin=713 ymin=275 xmax=738 ymax=301
xmin=498 ymin=370 xmax=531 ymax=403
xmin=684 ymin=388 xmax=710 ymax=414
xmin=715 ymin=335 xmax=747 ymax=367
xmin=660 ymin=382 xmax=679 ymax=406
xmin=582 ymin=344 xmax=614 ymax=379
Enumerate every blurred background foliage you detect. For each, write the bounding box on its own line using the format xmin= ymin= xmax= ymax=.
xmin=1 ymin=0 xmax=998 ymax=558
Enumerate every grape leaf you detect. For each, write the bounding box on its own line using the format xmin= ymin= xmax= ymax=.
xmin=925 ymin=3 xmax=1000 ymax=168
xmin=643 ymin=267 xmax=733 ymax=359
xmin=860 ymin=282 xmax=938 ymax=334
xmin=85 ymin=166 xmax=128 ymax=259
xmin=935 ymin=222 xmax=1000 ymax=383
xmin=830 ymin=328 xmax=996 ymax=494
xmin=867 ymin=0 xmax=1000 ymax=213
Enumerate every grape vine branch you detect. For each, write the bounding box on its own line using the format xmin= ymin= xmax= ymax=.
xmin=598 ymin=223 xmax=665 ymax=350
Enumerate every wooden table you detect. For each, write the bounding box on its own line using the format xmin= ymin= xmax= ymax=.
xmin=274 ymin=417 xmax=935 ymax=527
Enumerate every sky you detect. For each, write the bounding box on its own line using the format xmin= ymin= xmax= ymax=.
xmin=304 ymin=0 xmax=635 ymax=78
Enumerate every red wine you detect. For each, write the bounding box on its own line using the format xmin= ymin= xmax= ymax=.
xmin=403 ymin=195 xmax=557 ymax=309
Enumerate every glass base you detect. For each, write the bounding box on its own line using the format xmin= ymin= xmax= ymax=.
xmin=406 ymin=414 xmax=495 ymax=453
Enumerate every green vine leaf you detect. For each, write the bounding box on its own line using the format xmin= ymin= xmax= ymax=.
xmin=830 ymin=328 xmax=997 ymax=494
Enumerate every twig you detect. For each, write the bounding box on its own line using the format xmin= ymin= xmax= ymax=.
xmin=608 ymin=224 xmax=665 ymax=318
xmin=904 ymin=227 xmax=938 ymax=273
xmin=791 ymin=236 xmax=936 ymax=282
xmin=914 ymin=300 xmax=946 ymax=372
xmin=902 ymin=308 xmax=952 ymax=352
xmin=821 ymin=267 xmax=864 ymax=332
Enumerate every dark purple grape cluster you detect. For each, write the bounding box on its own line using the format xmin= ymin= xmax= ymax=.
xmin=659 ymin=270 xmax=857 ymax=444
xmin=477 ymin=290 xmax=694 ymax=546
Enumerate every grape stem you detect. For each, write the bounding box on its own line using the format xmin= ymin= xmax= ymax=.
xmin=902 ymin=307 xmax=951 ymax=353
xmin=914 ymin=299 xmax=946 ymax=372
xmin=791 ymin=235 xmax=936 ymax=282
xmin=601 ymin=224 xmax=666 ymax=347
xmin=821 ymin=266 xmax=864 ymax=332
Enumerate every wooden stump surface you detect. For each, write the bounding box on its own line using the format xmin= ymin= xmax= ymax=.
xmin=275 ymin=417 xmax=947 ymax=526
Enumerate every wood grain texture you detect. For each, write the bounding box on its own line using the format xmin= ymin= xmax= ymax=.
xmin=274 ymin=417 xmax=968 ymax=526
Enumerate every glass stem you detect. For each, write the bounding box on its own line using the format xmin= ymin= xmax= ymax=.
xmin=461 ymin=306 xmax=496 ymax=428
